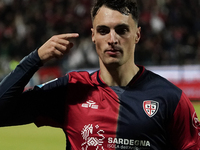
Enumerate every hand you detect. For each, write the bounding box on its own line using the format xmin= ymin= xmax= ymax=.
xmin=38 ymin=33 xmax=79 ymax=63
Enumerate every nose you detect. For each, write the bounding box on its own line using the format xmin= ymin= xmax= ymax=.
xmin=108 ymin=30 xmax=118 ymax=45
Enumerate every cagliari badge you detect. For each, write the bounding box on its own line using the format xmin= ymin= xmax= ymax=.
xmin=143 ymin=100 xmax=159 ymax=117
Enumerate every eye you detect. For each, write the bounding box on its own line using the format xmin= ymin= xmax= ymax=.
xmin=97 ymin=27 xmax=110 ymax=35
xmin=115 ymin=27 xmax=129 ymax=35
xmin=115 ymin=25 xmax=130 ymax=35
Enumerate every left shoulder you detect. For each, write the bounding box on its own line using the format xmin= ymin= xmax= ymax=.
xmin=143 ymin=67 xmax=181 ymax=91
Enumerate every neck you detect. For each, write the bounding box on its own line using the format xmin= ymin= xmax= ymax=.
xmin=100 ymin=62 xmax=139 ymax=86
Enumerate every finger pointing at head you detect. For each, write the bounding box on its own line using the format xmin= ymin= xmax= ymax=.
xmin=38 ymin=33 xmax=79 ymax=63
xmin=58 ymin=33 xmax=79 ymax=40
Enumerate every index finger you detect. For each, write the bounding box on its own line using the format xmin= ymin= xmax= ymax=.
xmin=58 ymin=33 xmax=79 ymax=40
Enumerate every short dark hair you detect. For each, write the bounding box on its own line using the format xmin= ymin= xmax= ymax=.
xmin=91 ymin=0 xmax=139 ymax=23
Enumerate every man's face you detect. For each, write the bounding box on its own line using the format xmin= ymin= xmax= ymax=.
xmin=91 ymin=5 xmax=141 ymax=68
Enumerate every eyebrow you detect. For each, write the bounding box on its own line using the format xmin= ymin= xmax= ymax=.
xmin=96 ymin=23 xmax=130 ymax=29
xmin=115 ymin=24 xmax=130 ymax=29
xmin=96 ymin=25 xmax=109 ymax=29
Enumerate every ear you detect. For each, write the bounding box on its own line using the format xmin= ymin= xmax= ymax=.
xmin=135 ymin=27 xmax=141 ymax=44
xmin=91 ymin=28 xmax=95 ymax=44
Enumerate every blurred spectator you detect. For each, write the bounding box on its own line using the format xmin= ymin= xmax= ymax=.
xmin=0 ymin=0 xmax=200 ymax=80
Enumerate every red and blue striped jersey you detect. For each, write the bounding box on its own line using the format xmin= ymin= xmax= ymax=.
xmin=0 ymin=50 xmax=200 ymax=150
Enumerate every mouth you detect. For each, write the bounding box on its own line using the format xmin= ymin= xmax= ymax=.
xmin=105 ymin=47 xmax=122 ymax=56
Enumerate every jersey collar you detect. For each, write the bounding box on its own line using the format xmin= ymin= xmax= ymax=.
xmin=95 ymin=65 xmax=145 ymax=87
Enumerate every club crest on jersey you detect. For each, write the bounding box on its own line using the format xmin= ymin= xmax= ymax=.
xmin=143 ymin=100 xmax=159 ymax=117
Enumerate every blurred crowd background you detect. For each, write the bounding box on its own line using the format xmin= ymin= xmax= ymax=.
xmin=0 ymin=0 xmax=200 ymax=80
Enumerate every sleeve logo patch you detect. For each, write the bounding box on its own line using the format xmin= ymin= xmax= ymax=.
xmin=192 ymin=112 xmax=200 ymax=130
xmin=143 ymin=100 xmax=159 ymax=117
xmin=37 ymin=78 xmax=58 ymax=88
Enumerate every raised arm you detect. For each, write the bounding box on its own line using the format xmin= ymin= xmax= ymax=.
xmin=38 ymin=33 xmax=79 ymax=63
xmin=0 ymin=33 xmax=79 ymax=127
xmin=0 ymin=50 xmax=42 ymax=126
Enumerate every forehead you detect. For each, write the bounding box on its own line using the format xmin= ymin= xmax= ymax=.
xmin=92 ymin=5 xmax=135 ymax=28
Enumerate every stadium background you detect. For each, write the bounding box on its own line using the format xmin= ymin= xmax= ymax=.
xmin=0 ymin=0 xmax=200 ymax=149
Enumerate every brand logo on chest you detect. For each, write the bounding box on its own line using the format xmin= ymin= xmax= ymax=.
xmin=143 ymin=100 xmax=159 ymax=117
xmin=82 ymin=100 xmax=99 ymax=109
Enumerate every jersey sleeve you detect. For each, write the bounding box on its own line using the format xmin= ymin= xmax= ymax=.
xmin=32 ymin=75 xmax=69 ymax=128
xmin=0 ymin=49 xmax=68 ymax=128
xmin=0 ymin=50 xmax=42 ymax=126
xmin=168 ymin=92 xmax=200 ymax=150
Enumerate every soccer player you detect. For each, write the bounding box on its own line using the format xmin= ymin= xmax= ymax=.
xmin=0 ymin=0 xmax=200 ymax=149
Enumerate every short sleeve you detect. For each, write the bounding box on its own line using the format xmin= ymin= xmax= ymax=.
xmin=168 ymin=92 xmax=200 ymax=149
